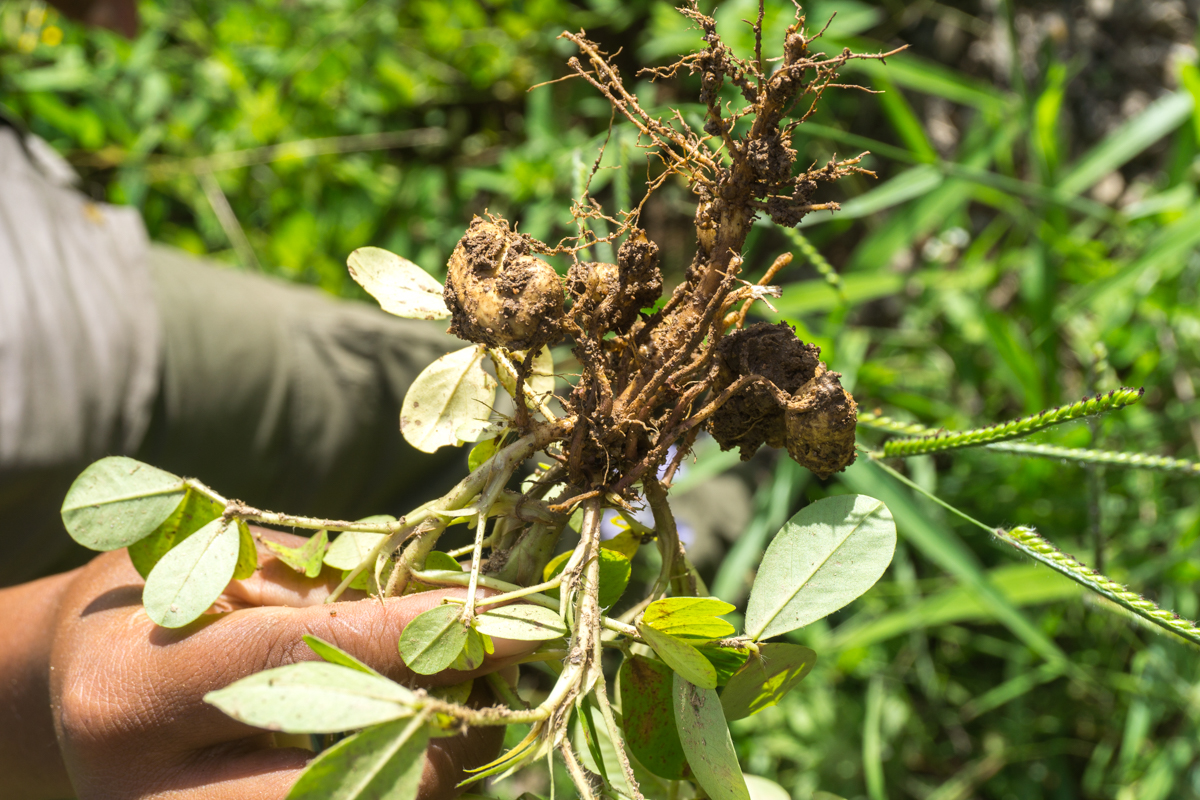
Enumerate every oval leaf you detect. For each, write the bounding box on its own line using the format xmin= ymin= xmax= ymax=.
xmin=288 ymin=716 xmax=429 ymax=800
xmin=143 ymin=517 xmax=241 ymax=628
xmin=545 ymin=548 xmax=632 ymax=609
xmin=398 ymin=604 xmax=470 ymax=675
xmin=303 ymin=635 xmax=382 ymax=676
xmin=720 ymin=643 xmax=816 ymax=721
xmin=643 ymin=597 xmax=736 ymax=641
xmin=325 ymin=529 xmax=388 ymax=570
xmin=619 ymin=655 xmax=690 ymax=780
xmin=266 ymin=530 xmax=328 ymax=578
xmin=423 ymin=551 xmax=463 ymax=572
xmin=638 ymin=622 xmax=717 ymax=689
xmin=401 ymin=346 xmax=498 ymax=453
xmin=205 ymin=662 xmax=416 ymax=733
xmin=348 ymin=246 xmax=449 ymax=320
xmin=475 ymin=604 xmax=567 ymax=641
xmin=745 ymin=775 xmax=792 ymax=800
xmin=128 ymin=488 xmax=223 ymax=579
xmin=450 ymin=627 xmax=487 ymax=671
xmin=61 ymin=456 xmax=187 ymax=551
xmin=745 ymin=495 xmax=896 ymax=641
xmin=673 ymin=673 xmax=750 ymax=800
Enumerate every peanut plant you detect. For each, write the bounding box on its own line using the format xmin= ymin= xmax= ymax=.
xmin=59 ymin=4 xmax=1200 ymax=799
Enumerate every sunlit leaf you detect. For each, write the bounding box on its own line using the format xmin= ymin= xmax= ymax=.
xmin=493 ymin=346 xmax=555 ymax=399
xmin=744 ymin=775 xmax=792 ymax=800
xmin=303 ymin=635 xmax=382 ymax=676
xmin=643 ymin=597 xmax=735 ymax=641
xmin=233 ymin=519 xmax=258 ymax=580
xmin=143 ymin=517 xmax=241 ymax=628
xmin=325 ymin=528 xmax=388 ymax=570
xmin=347 ymin=246 xmax=450 ymax=320
xmin=424 ymin=551 xmax=463 ymax=572
xmin=468 ymin=437 xmax=500 ymax=471
xmin=619 ymin=655 xmax=690 ymax=780
xmin=205 ymin=662 xmax=416 ymax=734
xmin=401 ymin=346 xmax=498 ymax=453
xmin=266 ymin=530 xmax=328 ymax=578
xmin=544 ymin=548 xmax=631 ymax=608
xmin=128 ymin=489 xmax=223 ymax=579
xmin=600 ymin=530 xmax=641 ymax=560
xmin=745 ymin=495 xmax=896 ymax=641
xmin=288 ymin=716 xmax=428 ymax=800
xmin=696 ymin=642 xmax=753 ymax=685
xmin=720 ymin=643 xmax=816 ymax=721
xmin=673 ymin=673 xmax=749 ymax=800
xmin=398 ymin=603 xmax=470 ymax=675
xmin=638 ymin=622 xmax=717 ymax=689
xmin=474 ymin=604 xmax=567 ymax=641
xmin=61 ymin=456 xmax=187 ymax=551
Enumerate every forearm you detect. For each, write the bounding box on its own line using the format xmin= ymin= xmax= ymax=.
xmin=0 ymin=570 xmax=77 ymax=799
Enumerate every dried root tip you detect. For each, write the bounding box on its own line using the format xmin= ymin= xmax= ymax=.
xmin=706 ymin=322 xmax=856 ymax=479
xmin=445 ymin=216 xmax=564 ymax=350
xmin=567 ymin=228 xmax=662 ymax=335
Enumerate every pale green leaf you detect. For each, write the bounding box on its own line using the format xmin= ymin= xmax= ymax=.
xmin=61 ymin=456 xmax=187 ymax=551
xmin=266 ymin=530 xmax=328 ymax=578
xmin=288 ymin=716 xmax=429 ymax=800
xmin=401 ymin=346 xmax=498 ymax=453
xmin=205 ymin=662 xmax=416 ymax=733
xmin=347 ymin=246 xmax=449 ymax=320
xmin=545 ymin=548 xmax=631 ymax=608
xmin=398 ymin=604 xmax=470 ymax=675
xmin=233 ymin=519 xmax=258 ymax=580
xmin=643 ymin=597 xmax=735 ymax=642
xmin=474 ymin=604 xmax=567 ymax=641
xmin=423 ymin=551 xmax=463 ymax=572
xmin=720 ymin=643 xmax=816 ymax=721
xmin=143 ymin=517 xmax=241 ymax=628
xmin=744 ymin=775 xmax=791 ymax=800
xmin=303 ymin=635 xmax=382 ymax=676
xmin=744 ymin=495 xmax=896 ymax=641
xmin=128 ymin=489 xmax=223 ymax=579
xmin=467 ymin=437 xmax=499 ymax=471
xmin=325 ymin=529 xmax=387 ymax=571
xmin=672 ymin=673 xmax=749 ymax=800
xmin=639 ymin=622 xmax=717 ymax=689
xmin=450 ymin=628 xmax=487 ymax=671
xmin=493 ymin=347 xmax=555 ymax=399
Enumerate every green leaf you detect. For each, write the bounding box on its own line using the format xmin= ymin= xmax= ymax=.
xmin=266 ymin=530 xmax=328 ymax=578
xmin=638 ymin=622 xmax=717 ymax=689
xmin=695 ymin=643 xmax=753 ymax=685
xmin=288 ymin=716 xmax=429 ymax=800
xmin=600 ymin=530 xmax=642 ymax=560
xmin=205 ymin=662 xmax=416 ymax=733
xmin=325 ymin=529 xmax=388 ymax=570
xmin=127 ymin=488 xmax=223 ymax=579
xmin=61 ymin=456 xmax=188 ymax=551
xmin=474 ymin=604 xmax=567 ymax=641
xmin=143 ymin=517 xmax=241 ymax=628
xmin=720 ymin=643 xmax=816 ymax=721
xmin=544 ymin=548 xmax=632 ymax=608
xmin=643 ymin=597 xmax=735 ymax=641
xmin=672 ymin=673 xmax=749 ymax=800
xmin=398 ymin=604 xmax=470 ymax=675
xmin=467 ymin=437 xmax=499 ymax=471
xmin=303 ymin=635 xmax=382 ymax=676
xmin=744 ymin=495 xmax=896 ymax=641
xmin=744 ymin=775 xmax=791 ymax=800
xmin=423 ymin=551 xmax=463 ymax=572
xmin=450 ymin=628 xmax=487 ymax=671
xmin=400 ymin=345 xmax=498 ymax=453
xmin=619 ymin=655 xmax=690 ymax=781
xmin=347 ymin=246 xmax=450 ymax=320
xmin=233 ymin=519 xmax=258 ymax=581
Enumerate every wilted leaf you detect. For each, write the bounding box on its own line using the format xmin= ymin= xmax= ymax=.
xmin=398 ymin=604 xmax=470 ymax=675
xmin=303 ymin=635 xmax=382 ymax=676
xmin=401 ymin=346 xmax=498 ymax=453
xmin=474 ymin=604 xmax=567 ymax=641
xmin=638 ymin=622 xmax=717 ymax=689
xmin=544 ymin=548 xmax=632 ymax=608
xmin=347 ymin=246 xmax=449 ymax=320
xmin=620 ymin=655 xmax=690 ymax=780
xmin=205 ymin=662 xmax=416 ymax=734
xmin=128 ymin=489 xmax=223 ymax=579
xmin=673 ymin=674 xmax=750 ymax=800
xmin=288 ymin=716 xmax=429 ymax=800
xmin=720 ymin=643 xmax=816 ymax=721
xmin=143 ymin=517 xmax=241 ymax=628
xmin=266 ymin=530 xmax=328 ymax=578
xmin=643 ymin=597 xmax=735 ymax=641
xmin=61 ymin=456 xmax=187 ymax=551
xmin=745 ymin=495 xmax=895 ymax=641
xmin=423 ymin=551 xmax=463 ymax=572
xmin=325 ymin=528 xmax=388 ymax=570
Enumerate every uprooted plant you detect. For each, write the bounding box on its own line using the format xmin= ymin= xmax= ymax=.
xmin=59 ymin=3 xmax=1200 ymax=799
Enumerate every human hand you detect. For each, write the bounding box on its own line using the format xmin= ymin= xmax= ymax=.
xmin=36 ymin=529 xmax=533 ymax=800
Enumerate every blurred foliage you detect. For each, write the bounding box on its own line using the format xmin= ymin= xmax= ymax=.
xmin=5 ymin=0 xmax=1200 ymax=798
